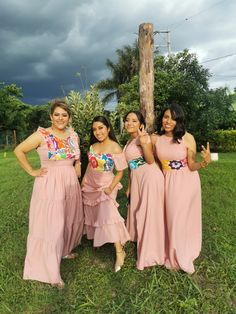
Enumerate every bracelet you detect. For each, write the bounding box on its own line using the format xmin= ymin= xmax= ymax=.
xmin=200 ymin=160 xmax=208 ymax=168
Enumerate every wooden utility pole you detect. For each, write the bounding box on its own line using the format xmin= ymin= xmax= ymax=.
xmin=13 ymin=129 xmax=17 ymax=147
xmin=139 ymin=23 xmax=154 ymax=132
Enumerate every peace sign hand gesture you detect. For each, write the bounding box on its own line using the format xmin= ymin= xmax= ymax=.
xmin=200 ymin=142 xmax=211 ymax=167
xmin=138 ymin=125 xmax=149 ymax=145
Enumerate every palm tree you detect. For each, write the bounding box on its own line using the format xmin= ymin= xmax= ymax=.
xmin=96 ymin=41 xmax=139 ymax=103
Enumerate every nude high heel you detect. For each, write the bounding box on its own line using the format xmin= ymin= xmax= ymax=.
xmin=51 ymin=280 xmax=65 ymax=289
xmin=114 ymin=249 xmax=126 ymax=272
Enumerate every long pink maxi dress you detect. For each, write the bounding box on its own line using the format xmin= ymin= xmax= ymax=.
xmin=123 ymin=137 xmax=165 ymax=270
xmin=155 ymin=135 xmax=202 ymax=274
xmin=82 ymin=146 xmax=130 ymax=247
xmin=23 ymin=127 xmax=84 ymax=284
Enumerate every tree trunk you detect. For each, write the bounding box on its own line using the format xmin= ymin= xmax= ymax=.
xmin=139 ymin=23 xmax=154 ymax=132
xmin=13 ymin=129 xmax=17 ymax=147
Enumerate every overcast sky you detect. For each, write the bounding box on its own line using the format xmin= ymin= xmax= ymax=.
xmin=0 ymin=0 xmax=235 ymax=108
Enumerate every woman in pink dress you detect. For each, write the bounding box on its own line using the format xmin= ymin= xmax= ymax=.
xmin=82 ymin=116 xmax=130 ymax=272
xmin=14 ymin=101 xmax=84 ymax=288
xmin=123 ymin=111 xmax=165 ymax=270
xmin=152 ymin=104 xmax=211 ymax=274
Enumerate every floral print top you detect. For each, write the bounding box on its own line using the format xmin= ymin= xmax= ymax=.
xmin=38 ymin=127 xmax=80 ymax=161
xmin=88 ymin=146 xmax=114 ymax=172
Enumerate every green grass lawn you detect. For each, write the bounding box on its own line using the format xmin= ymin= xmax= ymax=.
xmin=0 ymin=151 xmax=235 ymax=314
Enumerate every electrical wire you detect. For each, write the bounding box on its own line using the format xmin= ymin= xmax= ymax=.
xmin=168 ymin=0 xmax=227 ymax=31
xmin=201 ymin=52 xmax=236 ymax=64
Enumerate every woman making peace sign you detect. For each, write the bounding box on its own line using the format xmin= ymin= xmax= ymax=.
xmin=123 ymin=111 xmax=165 ymax=270
xmin=152 ymin=104 xmax=211 ymax=274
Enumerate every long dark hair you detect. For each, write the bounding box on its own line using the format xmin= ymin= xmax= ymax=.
xmin=123 ymin=110 xmax=146 ymax=128
xmin=157 ymin=104 xmax=185 ymax=143
xmin=90 ymin=116 xmax=118 ymax=146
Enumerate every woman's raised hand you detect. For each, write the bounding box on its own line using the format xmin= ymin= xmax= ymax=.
xmin=200 ymin=142 xmax=211 ymax=166
xmin=138 ymin=126 xmax=149 ymax=145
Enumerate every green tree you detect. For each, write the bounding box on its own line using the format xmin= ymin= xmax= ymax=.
xmin=66 ymin=86 xmax=105 ymax=174
xmin=0 ymin=82 xmax=34 ymax=145
xmin=28 ymin=104 xmax=51 ymax=133
xmin=0 ymin=82 xmax=24 ymax=131
xmin=190 ymin=87 xmax=236 ymax=144
xmin=231 ymin=87 xmax=236 ymax=112
xmin=118 ymin=76 xmax=139 ymax=112
xmin=154 ymin=49 xmax=210 ymax=115
xmin=96 ymin=42 xmax=139 ymax=103
xmin=112 ymin=50 xmax=235 ymax=145
xmin=66 ymin=86 xmax=104 ymax=152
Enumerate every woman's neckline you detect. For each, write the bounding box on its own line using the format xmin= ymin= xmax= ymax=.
xmin=162 ymin=133 xmax=173 ymax=138
xmin=129 ymin=136 xmax=138 ymax=143
xmin=90 ymin=145 xmax=113 ymax=156
xmin=48 ymin=127 xmax=70 ymax=140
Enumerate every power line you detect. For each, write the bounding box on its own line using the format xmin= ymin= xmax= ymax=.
xmin=201 ymin=52 xmax=236 ymax=64
xmin=168 ymin=0 xmax=227 ymax=31
xmin=154 ymin=30 xmax=172 ymax=56
xmin=212 ymin=75 xmax=236 ymax=78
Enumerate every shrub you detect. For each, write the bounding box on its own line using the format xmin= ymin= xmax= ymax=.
xmin=209 ymin=130 xmax=236 ymax=152
xmin=117 ymin=131 xmax=130 ymax=148
xmin=66 ymin=87 xmax=104 ymax=152
xmin=66 ymin=87 xmax=105 ymax=174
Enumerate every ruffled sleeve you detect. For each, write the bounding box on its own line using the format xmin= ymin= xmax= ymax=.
xmin=37 ymin=127 xmax=49 ymax=140
xmin=113 ymin=152 xmax=128 ymax=171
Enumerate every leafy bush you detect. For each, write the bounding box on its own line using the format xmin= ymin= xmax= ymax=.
xmin=209 ymin=130 xmax=236 ymax=152
xmin=117 ymin=131 xmax=130 ymax=148
xmin=66 ymin=87 xmax=105 ymax=172
xmin=66 ymin=86 xmax=104 ymax=151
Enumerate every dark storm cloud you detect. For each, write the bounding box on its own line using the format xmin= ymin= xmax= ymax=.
xmin=0 ymin=0 xmax=235 ymax=105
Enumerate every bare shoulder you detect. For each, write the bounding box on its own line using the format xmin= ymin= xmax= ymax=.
xmin=15 ymin=131 xmax=43 ymax=152
xmin=111 ymin=141 xmax=123 ymax=154
xmin=150 ymin=133 xmax=159 ymax=145
xmin=29 ymin=130 xmax=44 ymax=142
xmin=183 ymin=132 xmax=196 ymax=152
xmin=183 ymin=132 xmax=195 ymax=143
xmin=92 ymin=142 xmax=99 ymax=150
xmin=183 ymin=132 xmax=193 ymax=140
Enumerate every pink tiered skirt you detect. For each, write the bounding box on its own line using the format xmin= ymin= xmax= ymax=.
xmin=82 ymin=167 xmax=130 ymax=247
xmin=24 ymin=159 xmax=84 ymax=284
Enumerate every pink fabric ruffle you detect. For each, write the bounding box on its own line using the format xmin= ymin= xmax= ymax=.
xmin=82 ymin=155 xmax=130 ymax=248
xmin=85 ymin=222 xmax=130 ymax=247
xmin=112 ymin=152 xmax=128 ymax=171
